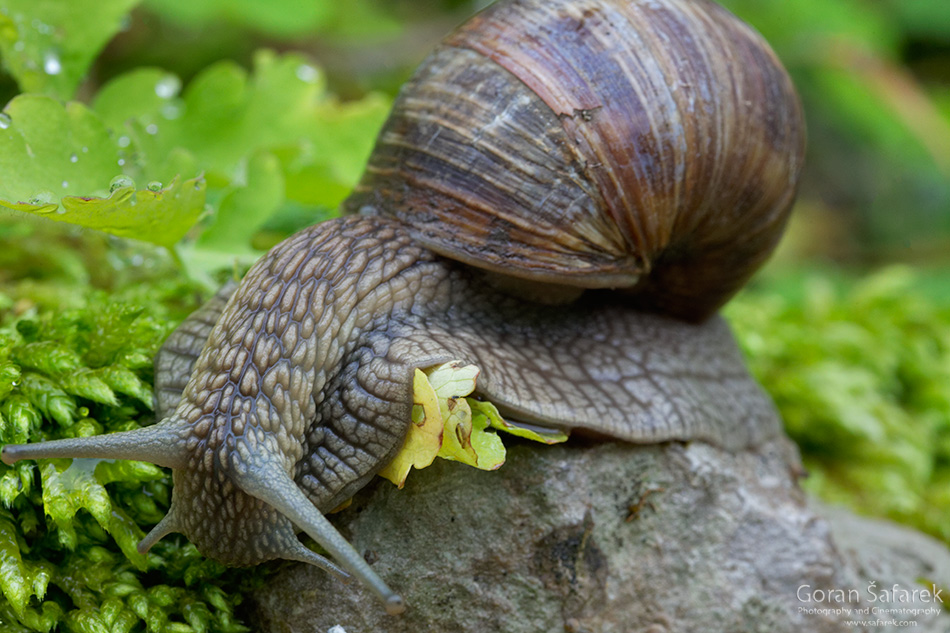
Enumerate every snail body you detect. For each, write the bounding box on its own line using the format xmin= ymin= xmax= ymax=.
xmin=1 ymin=0 xmax=804 ymax=615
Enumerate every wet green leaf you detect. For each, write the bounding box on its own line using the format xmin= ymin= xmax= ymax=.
xmin=59 ymin=175 xmax=207 ymax=248
xmin=0 ymin=96 xmax=118 ymax=205
xmin=0 ymin=0 xmax=140 ymax=100
xmin=0 ymin=95 xmax=207 ymax=246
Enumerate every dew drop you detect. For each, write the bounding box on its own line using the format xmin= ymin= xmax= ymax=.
xmin=61 ymin=180 xmax=68 ymax=188
xmin=117 ymin=158 xmax=126 ymax=166
xmin=146 ymin=181 xmax=163 ymax=192
xmin=161 ymin=103 xmax=182 ymax=120
xmin=43 ymin=51 xmax=61 ymax=75
xmin=109 ymin=175 xmax=135 ymax=192
xmin=145 ymin=123 xmax=158 ymax=135
xmin=155 ymin=75 xmax=181 ymax=99
xmin=117 ymin=135 xmax=131 ymax=148
xmin=295 ymin=64 xmax=319 ymax=83
xmin=0 ymin=113 xmax=10 ymax=130
xmin=28 ymin=190 xmax=55 ymax=206
xmin=69 ymin=153 xmax=78 ymax=163
xmin=81 ymin=146 xmax=89 ymax=153
xmin=32 ymin=19 xmax=52 ymax=35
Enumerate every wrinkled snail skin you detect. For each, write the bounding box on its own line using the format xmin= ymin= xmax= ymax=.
xmin=0 ymin=0 xmax=804 ymax=615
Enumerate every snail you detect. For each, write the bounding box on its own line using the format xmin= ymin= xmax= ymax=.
xmin=1 ymin=0 xmax=805 ymax=616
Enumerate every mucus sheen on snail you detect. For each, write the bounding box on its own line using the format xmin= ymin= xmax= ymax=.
xmin=0 ymin=0 xmax=805 ymax=615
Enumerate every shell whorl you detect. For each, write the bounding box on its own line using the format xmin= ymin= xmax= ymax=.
xmin=344 ymin=0 xmax=806 ymax=321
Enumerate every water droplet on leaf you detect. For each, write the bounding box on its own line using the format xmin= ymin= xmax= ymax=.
xmin=146 ymin=124 xmax=158 ymax=135
xmin=161 ymin=103 xmax=182 ymax=120
xmin=296 ymin=64 xmax=319 ymax=83
xmin=109 ymin=175 xmax=135 ymax=192
xmin=146 ymin=181 xmax=162 ymax=192
xmin=43 ymin=51 xmax=61 ymax=75
xmin=61 ymin=181 xmax=68 ymax=188
xmin=117 ymin=135 xmax=131 ymax=148
xmin=69 ymin=153 xmax=78 ymax=163
xmin=154 ymin=75 xmax=181 ymax=99
xmin=0 ymin=113 xmax=10 ymax=130
xmin=28 ymin=191 xmax=55 ymax=208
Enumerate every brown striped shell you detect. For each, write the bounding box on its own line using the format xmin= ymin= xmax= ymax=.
xmin=344 ymin=0 xmax=805 ymax=321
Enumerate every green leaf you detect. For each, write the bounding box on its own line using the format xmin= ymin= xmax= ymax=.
xmin=85 ymin=50 xmax=389 ymax=259
xmin=470 ymin=399 xmax=570 ymax=445
xmin=0 ymin=96 xmax=119 ymax=204
xmin=0 ymin=0 xmax=141 ymax=100
xmin=141 ymin=0 xmax=398 ymax=38
xmin=428 ymin=362 xmax=505 ymax=471
xmin=59 ymin=175 xmax=207 ymax=248
xmin=0 ymin=95 xmax=207 ymax=246
xmin=196 ymin=151 xmax=284 ymax=252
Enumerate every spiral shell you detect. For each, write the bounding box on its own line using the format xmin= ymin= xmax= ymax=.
xmin=344 ymin=0 xmax=805 ymax=321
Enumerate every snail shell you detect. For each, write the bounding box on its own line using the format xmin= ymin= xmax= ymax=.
xmin=1 ymin=0 xmax=805 ymax=615
xmin=346 ymin=0 xmax=804 ymax=321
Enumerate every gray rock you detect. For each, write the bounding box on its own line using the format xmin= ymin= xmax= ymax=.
xmin=249 ymin=437 xmax=950 ymax=632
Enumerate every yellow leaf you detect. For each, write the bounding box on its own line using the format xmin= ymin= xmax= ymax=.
xmin=376 ymin=369 xmax=443 ymax=488
xmin=429 ymin=362 xmax=505 ymax=470
xmin=436 ymin=395 xmax=479 ymax=466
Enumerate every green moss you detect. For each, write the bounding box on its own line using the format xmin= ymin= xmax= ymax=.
xmin=0 ymin=223 xmax=259 ymax=633
xmin=727 ymin=266 xmax=950 ymax=541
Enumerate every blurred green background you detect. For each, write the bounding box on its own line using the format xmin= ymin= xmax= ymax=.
xmin=0 ymin=0 xmax=949 ymax=631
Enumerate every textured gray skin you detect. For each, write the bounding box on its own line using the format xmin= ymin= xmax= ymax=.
xmin=150 ymin=214 xmax=780 ymax=560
